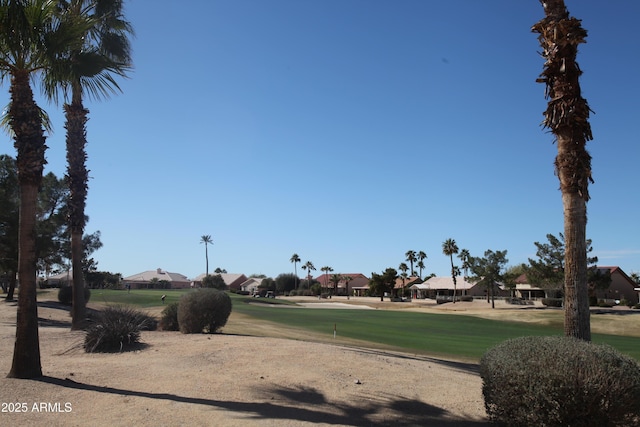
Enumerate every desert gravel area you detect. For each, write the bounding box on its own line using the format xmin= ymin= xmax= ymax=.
xmin=0 ymin=295 xmax=496 ymax=427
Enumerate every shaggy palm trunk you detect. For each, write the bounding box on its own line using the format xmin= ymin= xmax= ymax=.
xmin=562 ymin=190 xmax=589 ymax=339
xmin=205 ymin=243 xmax=209 ymax=277
xmin=8 ymin=71 xmax=45 ymax=378
xmin=65 ymin=90 xmax=89 ymax=331
xmin=533 ymin=0 xmax=592 ymax=341
xmin=450 ymin=255 xmax=457 ymax=303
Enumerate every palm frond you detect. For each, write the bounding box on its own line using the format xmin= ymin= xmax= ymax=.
xmin=1 ymin=102 xmax=53 ymax=136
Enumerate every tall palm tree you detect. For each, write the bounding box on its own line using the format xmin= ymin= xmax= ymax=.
xmin=533 ymin=0 xmax=592 ymax=340
xmin=405 ymin=250 xmax=417 ymax=276
xmin=458 ymin=249 xmax=471 ymax=277
xmin=416 ymin=260 xmax=425 ymax=280
xmin=343 ymin=275 xmax=353 ymax=300
xmin=200 ymin=235 xmax=213 ymax=276
xmin=329 ymin=273 xmax=341 ymax=296
xmin=417 ymin=251 xmax=427 ymax=279
xmin=49 ymin=0 xmax=133 ymax=330
xmin=1 ymin=0 xmax=88 ymax=379
xmin=320 ymin=266 xmax=333 ymax=294
xmin=301 ymin=261 xmax=315 ymax=289
xmin=442 ymin=238 xmax=459 ymax=303
xmin=290 ymin=253 xmax=300 ymax=289
xmin=398 ymin=262 xmax=409 ymax=297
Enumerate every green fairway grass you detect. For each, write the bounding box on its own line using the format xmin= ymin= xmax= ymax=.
xmin=89 ymin=288 xmax=188 ymax=307
xmin=89 ymin=289 xmax=640 ymax=362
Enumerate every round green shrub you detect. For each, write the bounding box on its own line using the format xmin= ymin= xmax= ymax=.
xmin=57 ymin=286 xmax=91 ymax=305
xmin=178 ymin=289 xmax=232 ymax=334
xmin=480 ymin=336 xmax=640 ymax=426
xmin=84 ymin=306 xmax=156 ymax=353
xmin=159 ymin=302 xmax=179 ymax=331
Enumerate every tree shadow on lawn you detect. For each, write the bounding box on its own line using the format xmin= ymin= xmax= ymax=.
xmin=36 ymin=376 xmax=488 ymax=426
xmin=343 ymin=347 xmax=480 ymax=376
xmin=36 ymin=300 xmax=101 ymax=329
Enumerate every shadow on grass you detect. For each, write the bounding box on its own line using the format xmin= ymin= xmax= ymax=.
xmin=343 ymin=347 xmax=480 ymax=376
xmin=36 ymin=376 xmax=488 ymax=426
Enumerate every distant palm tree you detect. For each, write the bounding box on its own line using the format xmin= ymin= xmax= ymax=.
xmin=405 ymin=250 xmax=417 ymax=276
xmin=458 ymin=249 xmax=471 ymax=277
xmin=321 ymin=266 xmax=333 ymax=294
xmin=200 ymin=235 xmax=213 ymax=276
xmin=330 ymin=273 xmax=341 ymax=296
xmin=399 ymin=262 xmax=409 ymax=297
xmin=417 ymin=251 xmax=427 ymax=279
xmin=343 ymin=275 xmax=353 ymax=300
xmin=416 ymin=260 xmax=425 ymax=280
xmin=290 ymin=253 xmax=301 ymax=289
xmin=442 ymin=238 xmax=459 ymax=303
xmin=301 ymin=261 xmax=316 ymax=289
xmin=533 ymin=0 xmax=593 ymax=341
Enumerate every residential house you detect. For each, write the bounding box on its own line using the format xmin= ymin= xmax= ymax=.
xmin=410 ymin=276 xmax=504 ymax=300
xmin=238 ymin=277 xmax=263 ymax=294
xmin=191 ymin=273 xmax=248 ymax=290
xmin=514 ymin=266 xmax=638 ymax=305
xmin=123 ymin=268 xmax=191 ymax=289
xmin=39 ymin=270 xmax=73 ymax=288
xmin=394 ymin=276 xmax=422 ymax=297
xmin=314 ymin=273 xmax=369 ymax=296
xmin=594 ymin=266 xmax=638 ymax=304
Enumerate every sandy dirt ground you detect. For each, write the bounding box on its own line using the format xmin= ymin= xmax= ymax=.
xmin=1 ymin=294 xmax=635 ymax=426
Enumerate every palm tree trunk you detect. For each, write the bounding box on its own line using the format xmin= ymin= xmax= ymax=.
xmin=9 ymin=183 xmax=42 ymax=378
xmin=562 ymin=171 xmax=590 ymax=340
xmin=70 ymin=230 xmax=86 ymax=329
xmin=450 ymin=255 xmax=457 ymax=304
xmin=534 ymin=0 xmax=592 ymax=341
xmin=64 ymin=97 xmax=89 ymax=330
xmin=7 ymin=71 xmax=45 ymax=378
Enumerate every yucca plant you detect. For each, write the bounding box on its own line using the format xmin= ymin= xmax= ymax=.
xmin=84 ymin=306 xmax=155 ymax=353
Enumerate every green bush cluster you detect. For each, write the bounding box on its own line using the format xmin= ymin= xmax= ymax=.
xmin=288 ymin=289 xmax=315 ymax=296
xmin=480 ymin=336 xmax=640 ymax=426
xmin=84 ymin=306 xmax=156 ymax=353
xmin=159 ymin=302 xmax=179 ymax=331
xmin=177 ymin=289 xmax=232 ymax=334
xmin=57 ymin=286 xmax=91 ymax=305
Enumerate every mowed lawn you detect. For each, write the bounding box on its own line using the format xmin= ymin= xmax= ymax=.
xmin=87 ymin=289 xmax=640 ymax=362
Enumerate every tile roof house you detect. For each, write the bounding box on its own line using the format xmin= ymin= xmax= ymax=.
xmin=514 ymin=266 xmax=638 ymax=304
xmin=593 ymin=266 xmax=638 ymax=304
xmin=411 ymin=276 xmax=497 ymax=299
xmin=191 ymin=273 xmax=248 ymax=290
xmin=314 ymin=273 xmax=369 ymax=296
xmin=123 ymin=268 xmax=191 ymax=289
xmin=394 ymin=276 xmax=422 ymax=290
xmin=238 ymin=277 xmax=263 ymax=294
xmin=40 ymin=271 xmax=73 ymax=287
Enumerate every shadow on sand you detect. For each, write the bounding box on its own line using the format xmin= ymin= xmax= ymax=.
xmin=36 ymin=376 xmax=488 ymax=426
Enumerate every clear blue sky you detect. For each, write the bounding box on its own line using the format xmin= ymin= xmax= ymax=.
xmin=2 ymin=0 xmax=639 ymax=280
